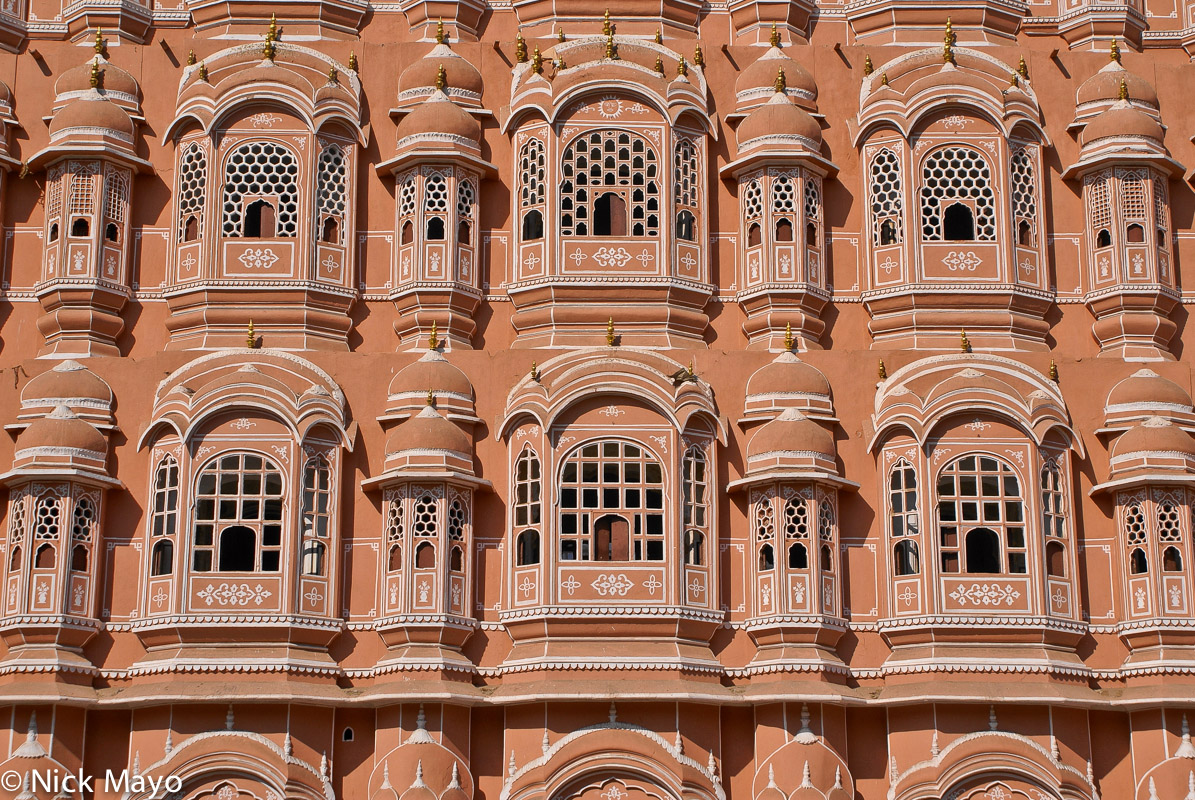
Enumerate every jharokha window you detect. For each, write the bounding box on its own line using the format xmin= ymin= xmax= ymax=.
xmin=936 ymin=455 xmax=1026 ymax=575
xmin=889 ymin=460 xmax=921 ymax=576
xmin=149 ymin=454 xmax=181 ymax=576
xmin=559 ymin=441 xmax=664 ymax=561
xmin=919 ymin=146 xmax=997 ymax=243
xmin=192 ymin=453 xmax=285 ymax=572
xmin=559 ymin=131 xmax=659 ymax=237
xmin=222 ymin=141 xmax=300 ymax=238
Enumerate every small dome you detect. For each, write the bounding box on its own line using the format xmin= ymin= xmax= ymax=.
xmin=746 ymin=351 xmax=831 ymax=398
xmin=55 ymin=56 xmax=140 ymax=100
xmin=747 ymin=408 xmax=834 ymax=460
xmin=389 ymin=350 xmax=474 ymax=399
xmin=385 ymin=405 xmax=472 ymax=458
xmin=18 ymin=406 xmax=107 ymax=455
xmin=49 ymin=94 xmax=134 ymax=138
xmin=1077 ymin=61 xmax=1158 ymax=108
xmin=738 ymin=92 xmax=821 ymax=149
xmin=399 ymin=44 xmax=484 ymax=99
xmin=1108 ymin=369 xmax=1193 ymax=410
xmin=1081 ymin=101 xmax=1163 ymax=145
xmin=22 ymin=360 xmax=112 ymax=406
xmin=397 ymin=91 xmax=479 ymax=143
xmin=1112 ymin=416 xmax=1195 ymax=459
xmin=735 ymin=47 xmax=817 ymax=107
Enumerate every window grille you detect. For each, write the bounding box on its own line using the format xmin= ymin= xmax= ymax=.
xmin=68 ymin=162 xmax=98 ymax=218
xmin=102 ymin=166 xmax=130 ymax=226
xmin=937 ymin=455 xmax=1025 ymax=574
xmin=560 ymin=130 xmax=659 ymax=236
xmin=744 ymin=179 xmax=764 ymax=221
xmin=514 ymin=447 xmax=541 ymax=527
xmin=177 ymin=143 xmax=207 ymax=241
xmin=772 ymin=175 xmax=796 ymax=213
xmin=400 ymin=176 xmax=417 ymax=218
xmin=46 ymin=166 xmax=64 ymax=221
xmin=889 ymin=460 xmax=918 ymax=537
xmin=317 ymin=145 xmax=347 ymax=244
xmin=456 ymin=179 xmax=476 ymax=221
xmin=424 ymin=174 xmax=448 ymax=213
xmin=1120 ymin=169 xmax=1148 ymax=221
xmin=1041 ymin=461 xmax=1066 ymax=539
xmin=870 ymin=148 xmax=903 ymax=245
xmin=71 ymin=495 xmax=96 ymax=543
xmin=674 ymin=136 xmax=699 ymax=210
xmin=222 ymin=141 xmax=300 ymax=237
xmin=682 ymin=446 xmax=708 ymax=528
xmin=1087 ymin=171 xmax=1111 ymax=235
xmin=1158 ymin=500 xmax=1182 ymax=542
xmin=920 ymin=147 xmax=996 ymax=241
xmin=804 ymin=176 xmax=821 ymax=224
xmin=192 ymin=453 xmax=285 ymax=572
xmin=559 ymin=441 xmax=664 ymax=561
xmin=520 ymin=138 xmax=546 ymax=208
xmin=1010 ymin=147 xmax=1036 ymax=240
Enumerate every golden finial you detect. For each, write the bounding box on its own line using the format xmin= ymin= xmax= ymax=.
xmin=263 ymin=36 xmax=276 ymax=62
xmin=515 ymin=32 xmax=528 ymax=63
xmin=960 ymin=329 xmax=972 ymax=353
xmin=1110 ymin=37 xmax=1121 ymax=63
xmin=435 ymin=63 xmax=447 ymax=90
xmin=1118 ymin=77 xmax=1128 ymax=101
xmin=655 ymin=29 xmax=663 ymax=44
xmin=1049 ymin=359 xmax=1059 ymax=382
xmin=556 ymin=56 xmax=567 ymax=70
xmin=428 ymin=321 xmax=439 ymax=350
xmin=880 ymin=71 xmax=889 ymax=86
xmin=530 ymin=361 xmax=540 ymax=381
xmin=198 ymin=61 xmax=208 ymax=82
xmin=677 ymin=56 xmax=687 ymax=77
xmin=558 ymin=27 xmax=566 ymax=42
xmin=348 ymin=51 xmax=359 ymax=71
xmin=602 ymin=8 xmax=612 ymax=36
xmin=1017 ymin=55 xmax=1028 ymax=79
xmin=693 ymin=43 xmax=704 ymax=67
xmin=863 ymin=54 xmax=873 ymax=76
xmin=1009 ymin=72 xmax=1018 ymax=89
xmin=878 ymin=359 xmax=887 ymax=380
xmin=435 ymin=18 xmax=445 ymax=44
xmin=606 ymin=317 xmax=616 ymax=346
xmin=246 ymin=320 xmax=256 ymax=348
xmin=427 ymin=389 xmax=435 ymax=407
xmin=769 ymin=22 xmax=780 ymax=48
xmin=94 ymin=28 xmax=105 ymax=56
xmin=266 ymin=13 xmax=279 ymax=42
xmin=329 ymin=65 xmax=339 ymax=84
xmin=89 ymin=60 xmax=101 ymax=88
xmin=784 ymin=323 xmax=794 ymax=352
xmin=18 ymin=160 xmax=28 ymax=179
xmin=943 ymin=17 xmax=955 ymax=64
xmin=532 ymin=46 xmax=543 ymax=74
xmin=774 ymin=67 xmax=786 ymax=94
xmin=187 ymin=49 xmax=197 ymax=66
xmin=606 ymin=32 xmax=617 ymax=60
xmin=655 ymin=55 xmax=664 ymax=75
xmin=687 ymin=358 xmax=695 ymax=378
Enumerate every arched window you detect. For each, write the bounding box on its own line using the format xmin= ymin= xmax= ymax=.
xmin=178 ymin=142 xmax=207 ymax=243
xmin=818 ymin=499 xmax=835 ymax=573
xmin=1126 ymin=223 xmax=1145 ymax=243
xmin=388 ymin=543 xmax=402 ymax=572
xmin=894 ymin=540 xmax=919 ymax=576
xmin=522 ymin=210 xmax=543 ymax=241
xmin=151 ymin=540 xmax=173 ymax=577
xmin=758 ymin=543 xmax=775 ymax=570
xmin=783 ymin=495 xmax=809 ymax=569
xmin=193 ymin=453 xmax=284 ymax=572
xmin=519 ymin=137 xmax=547 ymax=241
xmin=385 ymin=489 xmax=404 ymax=573
xmin=1041 ymin=461 xmax=1066 ymax=540
xmin=33 ymin=494 xmax=60 ymax=569
xmin=684 ymin=530 xmax=704 ymax=566
xmin=1163 ymin=546 xmax=1184 ymax=572
xmin=415 ymin=541 xmax=435 ymax=568
xmin=222 ymin=141 xmax=300 ymax=238
xmin=1010 ymin=146 xmax=1037 ymax=247
xmin=1154 ymin=175 xmax=1170 ymax=249
xmin=102 ymin=166 xmax=130 ymax=243
xmin=1157 ymin=500 xmax=1184 ymax=572
xmin=70 ymin=494 xmax=95 ymax=572
xmin=789 ymin=541 xmax=808 ymax=569
xmin=920 ymin=147 xmax=996 ymax=242
xmin=937 ymin=455 xmax=1025 ymax=574
xmin=1125 ymin=503 xmax=1147 ymax=574
xmin=35 ymin=543 xmax=56 ymax=569
xmin=447 ymin=495 xmax=468 ymax=568
xmin=450 ymin=545 xmax=463 ymax=572
xmin=870 ymin=148 xmax=903 ymax=245
xmin=682 ymin=447 xmax=708 ymax=530
xmin=68 ymin=163 xmax=97 ymax=238
xmin=1046 ymin=541 xmax=1066 ymax=577
xmin=560 ymin=130 xmax=659 ymax=236
xmin=1087 ymin=171 xmax=1112 ymax=249
xmin=456 ymin=179 xmax=476 ymax=245
xmin=514 ymin=447 xmax=542 ymax=528
xmin=301 ymin=455 xmax=332 ymax=576
xmin=559 ymin=441 xmax=664 ymax=561
xmin=804 ymin=177 xmax=822 ymax=247
xmin=674 ymin=136 xmax=700 ymax=241
xmin=772 ymin=174 xmax=795 ymax=242
xmin=889 ymin=460 xmax=919 ymax=538
xmin=71 ymin=218 xmax=90 ymax=237
xmin=317 ymin=144 xmax=347 ymax=245
xmin=756 ymin=495 xmax=776 ymax=570
xmin=424 ymin=173 xmax=449 ymax=241
xmin=399 ymin=176 xmax=417 ymax=244
xmin=412 ymin=493 xmax=438 ymax=567
xmin=745 ymin=178 xmax=764 ymax=247
xmin=516 ymin=530 xmax=540 ymax=566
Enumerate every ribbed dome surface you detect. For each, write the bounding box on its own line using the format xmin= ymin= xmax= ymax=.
xmin=1081 ymin=102 xmax=1163 ymax=145
xmin=49 ymin=94 xmax=134 ymax=137
xmin=19 ymin=406 xmax=107 ymax=454
xmin=1112 ymin=416 xmax=1195 ymax=458
xmin=747 ymin=408 xmax=834 ymax=459
xmin=738 ymin=92 xmax=821 ymax=147
xmin=385 ymin=405 xmax=472 ymax=456
xmin=397 ymin=92 xmax=479 ymax=142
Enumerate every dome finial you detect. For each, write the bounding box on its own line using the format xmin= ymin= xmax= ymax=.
xmin=960 ymin=329 xmax=972 ymax=353
xmin=329 ymin=65 xmax=339 ymax=84
xmin=878 ymin=359 xmax=887 ymax=380
xmin=1049 ymin=359 xmax=1059 ymax=382
xmin=655 ymin=55 xmax=665 ymax=75
xmin=769 ymin=22 xmax=780 ymax=48
xmin=89 ymin=60 xmax=101 ymax=88
xmin=558 ymin=27 xmax=566 ymax=42
xmin=198 ymin=61 xmax=208 ymax=82
xmin=774 ymin=67 xmax=786 ymax=94
xmin=263 ymin=34 xmax=276 ymax=61
xmin=94 ymin=28 xmax=106 ymax=56
xmin=693 ymin=43 xmax=704 ymax=67
xmin=880 ymin=71 xmax=889 ymax=86
xmin=606 ymin=317 xmax=616 ymax=346
xmin=435 ymin=63 xmax=447 ymax=91
xmin=515 ymin=33 xmax=528 ymax=63
xmin=1017 ymin=55 xmax=1029 ymax=79
xmin=435 ymin=18 xmax=445 ymax=44
xmin=677 ymin=56 xmax=687 ymax=77
xmin=428 ymin=320 xmax=439 ymax=350
xmin=186 ymin=49 xmax=196 ymax=66
xmin=266 ymin=13 xmax=279 ymax=42
xmin=246 ymin=320 xmax=257 ymax=349
xmin=1110 ymin=37 xmax=1121 ymax=63
xmin=602 ymin=8 xmax=612 ymax=36
xmin=606 ymin=32 xmax=618 ymax=60
xmin=943 ymin=17 xmax=956 ymax=64
xmin=348 ymin=51 xmax=359 ymax=71
xmin=427 ymin=389 xmax=435 ymax=408
xmin=531 ymin=47 xmax=543 ymax=75
xmin=655 ymin=28 xmax=663 ymax=44
xmin=530 ymin=361 xmax=539 ymax=381
xmin=784 ymin=322 xmax=794 ymax=352
xmin=863 ymin=54 xmax=873 ymax=75
xmin=1118 ymin=77 xmax=1129 ymax=101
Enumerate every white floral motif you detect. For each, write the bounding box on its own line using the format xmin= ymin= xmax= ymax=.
xmin=760 ymin=583 xmax=772 ymax=607
xmin=303 ymin=587 xmax=323 ymax=608
xmin=879 ymin=256 xmax=898 ymax=275
xmin=942 ymin=115 xmax=970 ymax=130
xmin=418 ymin=580 xmax=430 ymax=603
xmin=642 ymin=575 xmax=662 ymax=596
xmin=451 ymin=583 xmax=462 ymax=606
xmin=1051 ymin=587 xmax=1067 ymax=609
xmin=1169 ymin=584 xmax=1183 ymax=608
xmin=779 ymin=253 xmax=792 ymax=276
xmin=196 ymin=582 xmax=273 ymax=607
xmin=948 ymin=583 xmax=1021 ymax=607
xmin=522 ymin=253 xmax=541 ymax=270
xmin=649 ymin=435 xmax=668 ymax=453
xmin=1098 ymin=255 xmax=1111 ymax=278
xmin=152 ymin=586 xmax=168 ymax=609
xmin=250 ymin=113 xmax=281 ymax=128
xmin=569 ymin=249 xmax=587 ymax=266
xmin=321 ymin=254 xmax=339 ymax=275
xmin=1132 ymin=253 xmax=1144 ymax=275
xmin=73 ymin=250 xmax=85 ymax=272
xmin=232 ymin=418 xmax=256 ymax=431
xmin=591 ymin=573 xmax=634 ymax=597
xmin=602 ymin=785 xmax=627 ymax=800
xmin=593 ymin=247 xmax=633 ymax=268
xmin=1135 ymin=586 xmax=1147 ymax=610
xmin=688 ymin=576 xmax=706 ymax=597
xmin=217 ymin=785 xmax=238 ymax=800
xmin=636 ymin=249 xmax=654 ymax=266
xmin=561 ymin=575 xmax=581 ymax=596
xmin=429 ymin=251 xmax=442 ymax=272
xmin=793 ymin=581 xmax=807 ymax=604
xmin=36 ymin=580 xmax=50 ymax=604
xmin=599 ymin=406 xmax=625 ymax=417
xmin=105 ymin=254 xmax=117 ymax=277
xmin=518 ymin=576 xmax=535 ymax=598
xmin=1019 ymin=257 xmax=1034 ymax=275
xmin=897 ymin=585 xmax=916 ymax=607
xmin=966 ymin=419 xmax=991 ymax=432
xmin=388 ymin=582 xmax=398 ymax=605
xmin=942 ymin=251 xmax=982 ymax=271
xmin=237 ymin=248 xmax=279 ymax=270
xmin=72 ymin=584 xmax=84 ymax=609
xmin=1004 ymin=450 xmax=1025 ymax=468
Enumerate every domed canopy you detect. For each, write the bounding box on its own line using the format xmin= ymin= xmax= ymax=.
xmin=49 ymin=93 xmax=135 ymax=138
xmin=748 ymin=407 xmax=835 ymax=462
xmin=1081 ymin=101 xmax=1163 ymax=146
xmin=7 ymin=405 xmax=114 ymax=483
xmin=398 ymin=42 xmax=484 ymax=107
xmin=396 ymin=90 xmax=480 ymax=145
xmin=19 ymin=405 xmax=107 ymax=456
xmin=735 ymin=46 xmax=817 ymax=111
xmin=387 ymin=350 xmax=476 ymax=421
xmin=21 ymin=360 xmax=113 ymax=421
xmin=1107 ymin=368 xmax=1194 ymax=417
xmin=386 ymin=405 xmax=472 ymax=458
xmin=1112 ymin=416 xmax=1195 ymax=460
xmin=1077 ymin=59 xmax=1158 ymax=110
xmin=737 ymin=91 xmax=821 ymax=151
xmin=744 ymin=351 xmax=834 ymax=421
xmin=54 ymin=55 xmax=140 ymax=110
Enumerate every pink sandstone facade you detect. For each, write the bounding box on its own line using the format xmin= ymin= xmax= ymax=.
xmin=0 ymin=1 xmax=1194 ymax=798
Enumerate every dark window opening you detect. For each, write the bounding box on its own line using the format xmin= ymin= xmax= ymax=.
xmin=522 ymin=210 xmax=544 ymax=241
xmin=151 ymin=540 xmax=173 ymax=576
xmin=820 ymin=544 xmax=832 ymax=572
xmin=595 ymin=193 xmax=627 ymax=236
xmin=894 ymin=540 xmax=919 ymax=576
xmin=321 ymin=216 xmax=340 ymax=244
xmin=183 ymin=216 xmax=199 ymax=242
xmin=964 ymin=528 xmax=1001 ymax=574
xmin=676 ymin=210 xmax=696 ymax=242
xmin=1018 ymin=220 xmax=1032 ymax=246
xmin=1158 ymin=228 xmax=1168 ymax=248
xmin=880 ymin=219 xmax=898 ymax=245
xmin=301 ymin=540 xmax=325 ymax=576
xmin=594 ymin=514 xmax=629 ymax=561
xmin=401 ymin=220 xmax=414 ymax=245
xmin=517 ymin=530 xmax=540 ymax=566
xmin=342 ymin=728 xmax=354 ymax=742
xmin=218 ymin=526 xmax=256 ymax=571
xmin=775 ymin=218 xmax=793 ymax=242
xmin=244 ymin=200 xmax=276 ymax=238
xmin=458 ymin=220 xmax=472 ymax=245
xmin=684 ymin=530 xmax=704 ymax=566
xmin=49 ymin=223 xmax=59 ymax=242
xmin=1097 ymin=229 xmax=1112 ymax=248
xmin=758 ymin=543 xmax=775 ymax=570
xmin=71 ymin=544 xmax=88 ymax=572
xmin=1130 ymin=547 xmax=1148 ymax=574
xmin=747 ymin=222 xmax=762 ymax=247
xmin=806 ymin=222 xmax=817 ymax=246
xmin=415 ymin=541 xmax=435 ymax=568
xmin=388 ymin=544 xmax=402 ymax=572
xmin=1046 ymin=541 xmax=1066 ymax=577
xmin=1127 ymin=223 xmax=1145 ymax=243
xmin=788 ymin=542 xmax=808 ymax=570
xmin=9 ymin=545 xmax=20 ymax=571
xmin=71 ymin=218 xmax=90 ymax=238
xmin=35 ymin=543 xmax=56 ymax=569
xmin=105 ymin=222 xmax=119 ymax=243
xmin=1163 ymin=546 xmax=1184 ymax=572
xmin=450 ymin=545 xmax=463 ymax=572
xmin=426 ymin=217 xmax=445 ymax=240
xmin=943 ymin=203 xmax=975 ymax=242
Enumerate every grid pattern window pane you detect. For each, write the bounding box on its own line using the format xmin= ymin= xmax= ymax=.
xmin=47 ymin=166 xmax=64 ymax=220
xmin=559 ymin=130 xmax=659 ymax=236
xmin=177 ymin=143 xmax=207 ymax=240
xmin=682 ymin=446 xmax=707 ymax=528
xmin=674 ymin=136 xmax=699 ymax=211
xmin=559 ymin=441 xmax=664 ymax=561
xmin=1010 ymin=146 xmax=1036 ymax=235
xmin=151 ymin=456 xmax=180 ymax=538
xmin=102 ymin=166 xmax=130 ymax=225
xmin=301 ymin=455 xmax=332 ymax=540
xmin=870 ymin=148 xmax=903 ymax=245
xmin=317 ymin=145 xmax=347 ymax=243
xmin=193 ymin=453 xmax=285 ymax=572
xmin=1087 ymin=171 xmax=1111 ymax=234
xmin=520 ymin=138 xmax=546 ymax=208
xmin=68 ymin=162 xmax=98 ymax=218
xmin=889 ymin=461 xmax=918 ymax=537
xmin=936 ymin=455 xmax=1025 ymax=574
xmin=514 ymin=447 xmax=541 ymax=527
xmin=1041 ymin=461 xmax=1066 ymax=539
xmin=920 ymin=147 xmax=996 ymax=241
xmin=744 ymin=179 xmax=764 ymax=221
xmin=222 ymin=141 xmax=300 ymax=237
xmin=1154 ymin=176 xmax=1169 ymax=234
xmin=1119 ymin=169 xmax=1148 ymax=221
